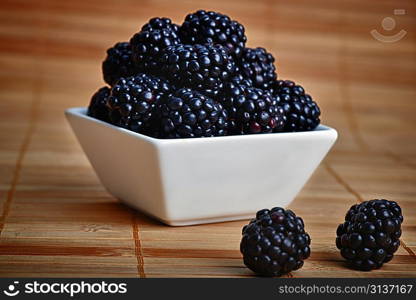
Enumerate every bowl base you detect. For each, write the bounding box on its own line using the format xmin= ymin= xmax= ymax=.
xmin=159 ymin=213 xmax=255 ymax=226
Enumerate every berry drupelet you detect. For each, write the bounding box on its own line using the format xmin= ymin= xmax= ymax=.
xmin=106 ymin=73 xmax=173 ymax=136
xmin=130 ymin=28 xmax=181 ymax=73
xmin=141 ymin=17 xmax=180 ymax=33
xmin=229 ymin=73 xmax=253 ymax=88
xmin=220 ymin=84 xmax=285 ymax=134
xmin=270 ymin=80 xmax=320 ymax=132
xmin=158 ymin=88 xmax=228 ymax=138
xmin=336 ymin=199 xmax=403 ymax=271
xmin=88 ymin=87 xmax=111 ymax=122
xmin=179 ymin=10 xmax=247 ymax=58
xmin=158 ymin=44 xmax=235 ymax=97
xmin=238 ymin=47 xmax=277 ymax=90
xmin=102 ymin=42 xmax=138 ymax=86
xmin=241 ymin=207 xmax=311 ymax=276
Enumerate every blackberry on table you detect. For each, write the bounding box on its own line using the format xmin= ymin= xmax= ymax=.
xmin=141 ymin=17 xmax=180 ymax=33
xmin=241 ymin=207 xmax=311 ymax=276
xmin=270 ymin=80 xmax=320 ymax=132
xmin=179 ymin=10 xmax=247 ymax=58
xmin=159 ymin=88 xmax=228 ymax=138
xmin=130 ymin=28 xmax=181 ymax=73
xmin=102 ymin=42 xmax=138 ymax=86
xmin=336 ymin=199 xmax=403 ymax=271
xmin=158 ymin=44 xmax=235 ymax=97
xmin=106 ymin=73 xmax=173 ymax=136
xmin=220 ymin=84 xmax=285 ymax=134
xmin=87 ymin=86 xmax=110 ymax=122
xmin=238 ymin=47 xmax=277 ymax=89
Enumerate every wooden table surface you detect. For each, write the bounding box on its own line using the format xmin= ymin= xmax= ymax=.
xmin=0 ymin=0 xmax=415 ymax=277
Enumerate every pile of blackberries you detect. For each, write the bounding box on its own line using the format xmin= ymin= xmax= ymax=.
xmin=88 ymin=10 xmax=321 ymax=139
xmin=242 ymin=199 xmax=403 ymax=276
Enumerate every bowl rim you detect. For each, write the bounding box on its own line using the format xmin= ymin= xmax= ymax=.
xmin=65 ymin=107 xmax=337 ymax=145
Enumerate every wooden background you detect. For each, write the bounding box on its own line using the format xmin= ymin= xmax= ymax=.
xmin=0 ymin=0 xmax=415 ymax=277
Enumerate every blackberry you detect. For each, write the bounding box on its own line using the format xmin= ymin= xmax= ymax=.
xmin=241 ymin=207 xmax=311 ymax=277
xmin=179 ymin=10 xmax=247 ymax=58
xmin=238 ymin=47 xmax=277 ymax=89
xmin=141 ymin=17 xmax=180 ymax=33
xmin=87 ymin=86 xmax=110 ymax=122
xmin=336 ymin=199 xmax=403 ymax=271
xmin=106 ymin=73 xmax=173 ymax=136
xmin=130 ymin=28 xmax=181 ymax=73
xmin=270 ymin=80 xmax=320 ymax=132
xmin=159 ymin=88 xmax=228 ymax=138
xmin=102 ymin=42 xmax=138 ymax=86
xmin=158 ymin=44 xmax=235 ymax=97
xmin=220 ymin=84 xmax=285 ymax=134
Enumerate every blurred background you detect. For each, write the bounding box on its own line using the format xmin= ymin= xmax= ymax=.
xmin=0 ymin=0 xmax=415 ymax=277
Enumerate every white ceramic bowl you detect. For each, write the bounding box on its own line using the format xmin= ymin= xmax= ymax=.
xmin=65 ymin=107 xmax=337 ymax=226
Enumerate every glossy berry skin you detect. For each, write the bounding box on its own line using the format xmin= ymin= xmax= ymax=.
xmin=159 ymin=88 xmax=228 ymax=138
xmin=158 ymin=44 xmax=235 ymax=97
xmin=238 ymin=47 xmax=277 ymax=89
xmin=141 ymin=17 xmax=180 ymax=33
xmin=220 ymin=84 xmax=285 ymax=134
xmin=102 ymin=42 xmax=138 ymax=86
xmin=229 ymin=73 xmax=253 ymax=88
xmin=241 ymin=207 xmax=311 ymax=276
xmin=336 ymin=199 xmax=403 ymax=271
xmin=270 ymin=80 xmax=320 ymax=132
xmin=130 ymin=28 xmax=181 ymax=73
xmin=106 ymin=74 xmax=173 ymax=136
xmin=179 ymin=10 xmax=247 ymax=58
xmin=88 ymin=87 xmax=110 ymax=122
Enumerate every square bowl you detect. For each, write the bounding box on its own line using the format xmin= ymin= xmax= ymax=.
xmin=65 ymin=107 xmax=337 ymax=226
